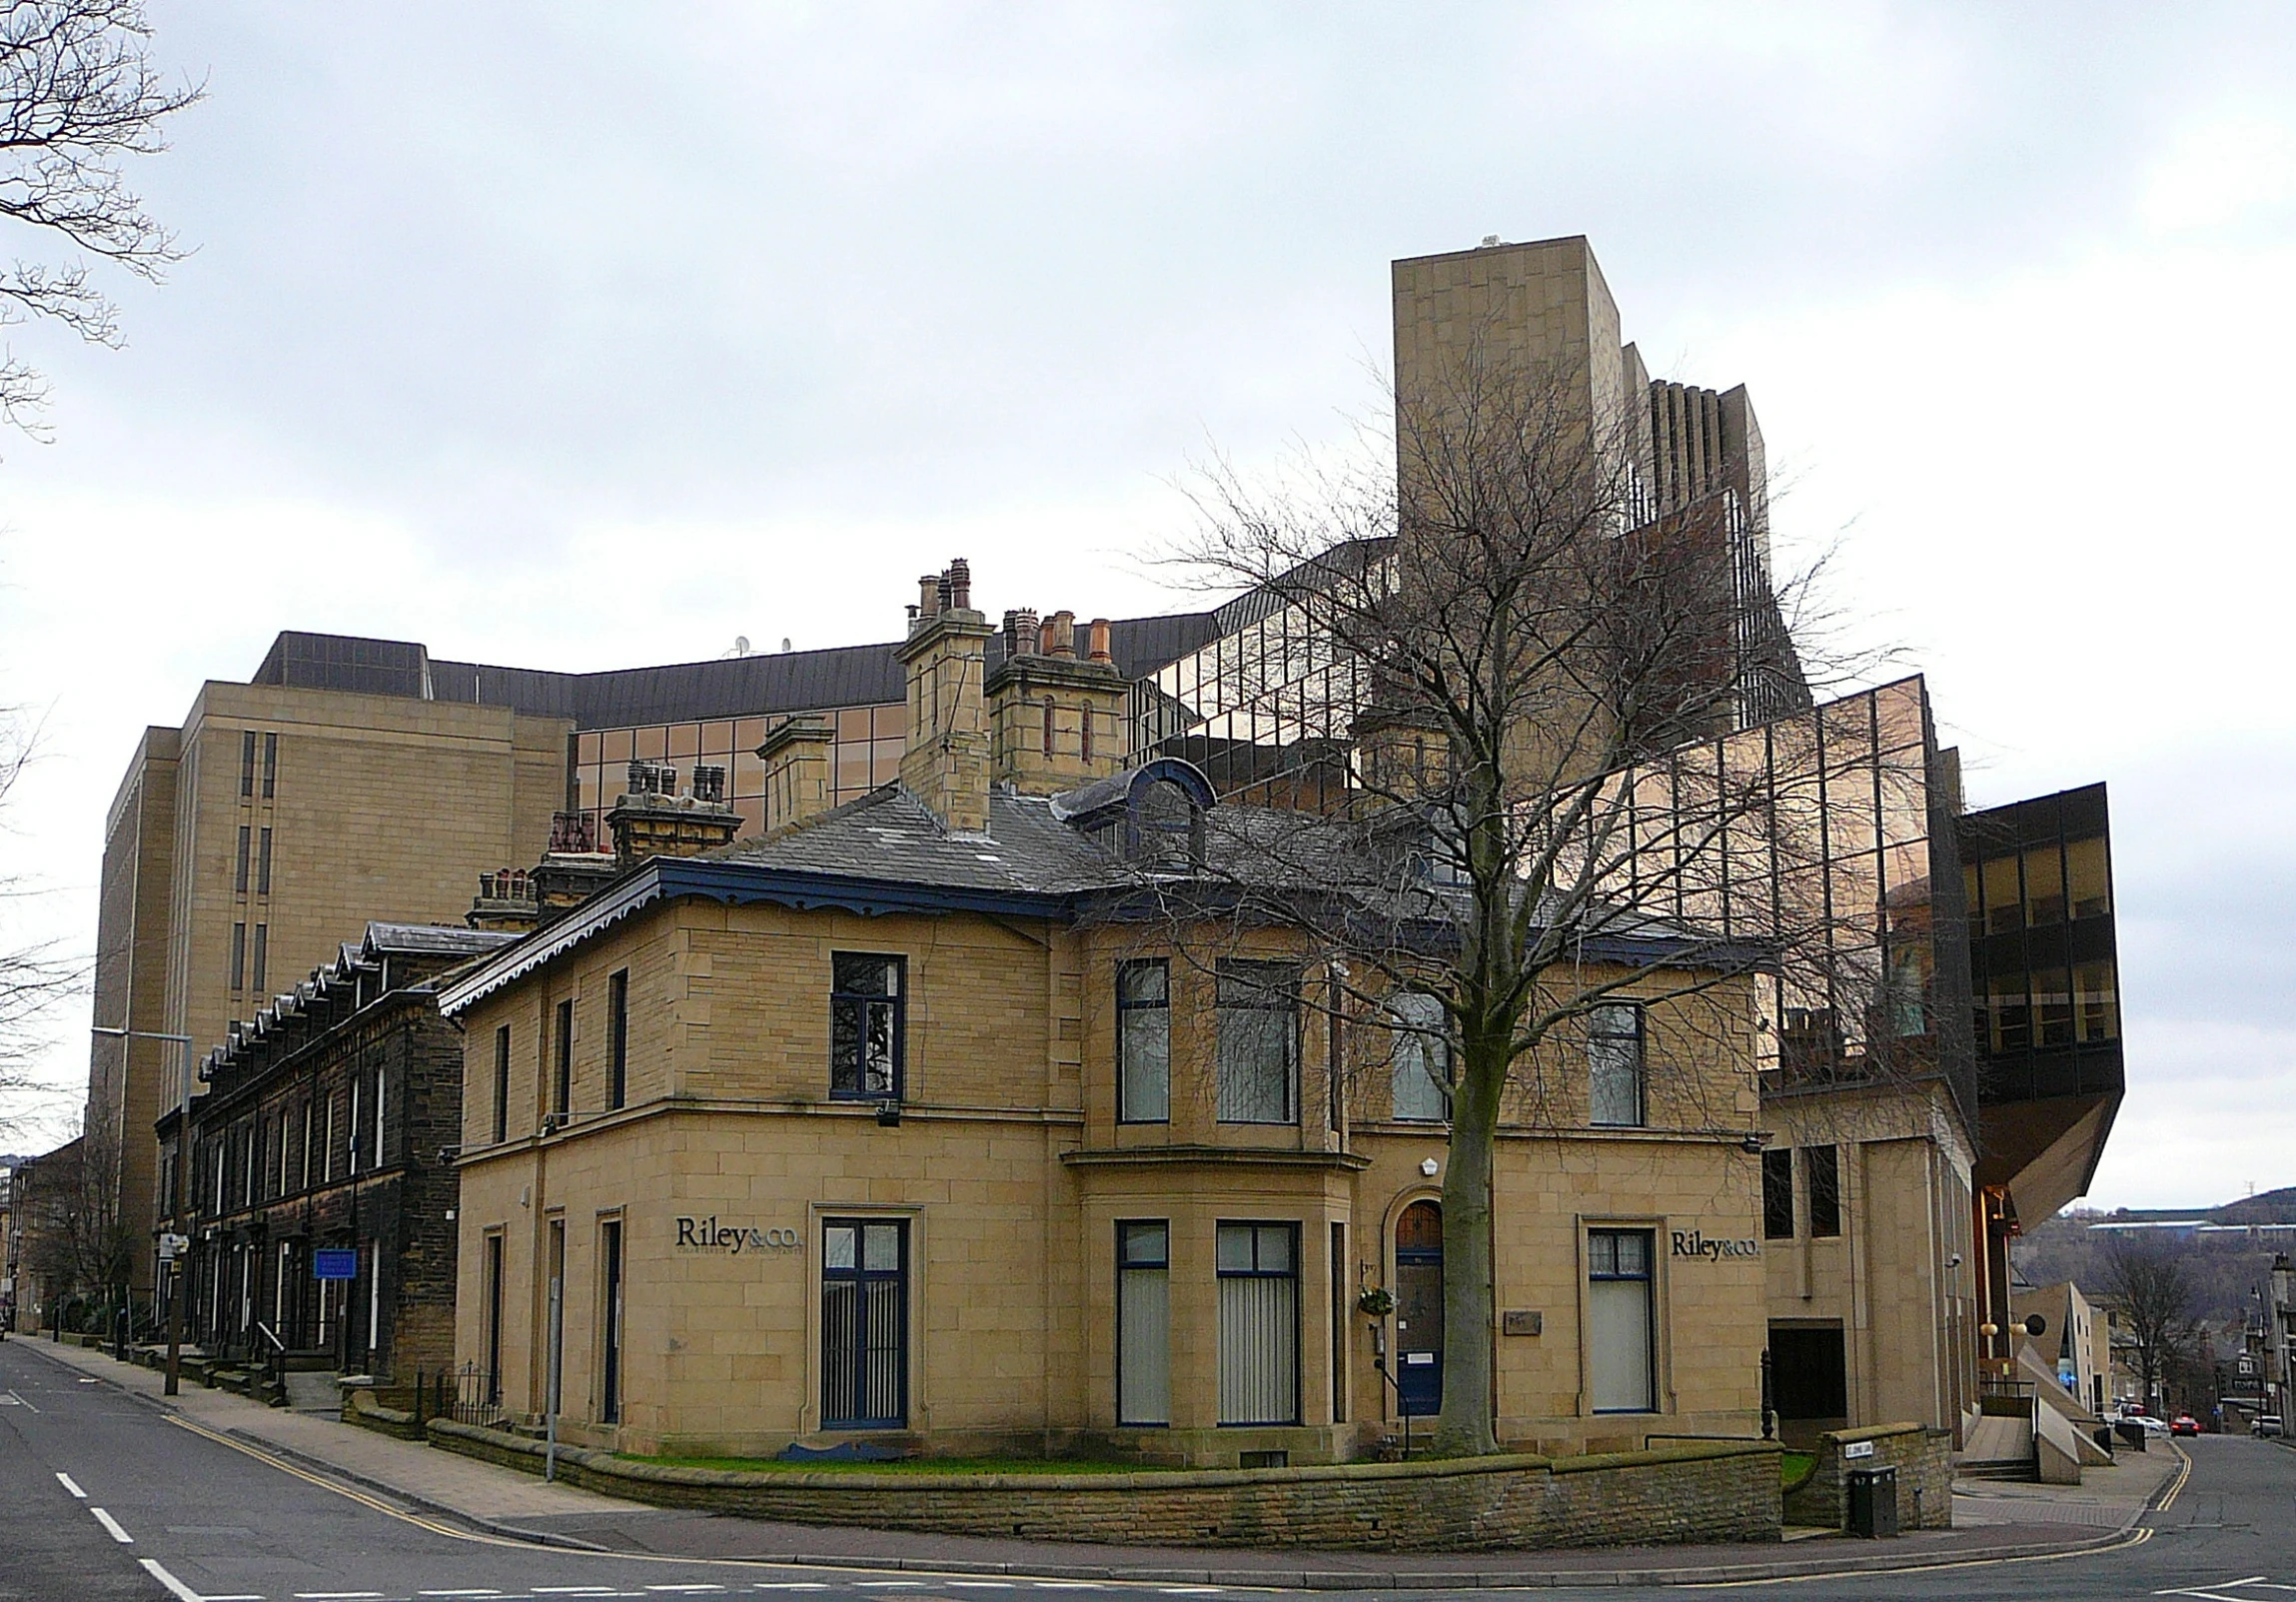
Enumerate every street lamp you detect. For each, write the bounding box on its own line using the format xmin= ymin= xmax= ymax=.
xmin=90 ymin=1025 xmax=195 ymax=1397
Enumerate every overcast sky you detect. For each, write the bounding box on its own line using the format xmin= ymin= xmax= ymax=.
xmin=1 ymin=3 xmax=2290 ymax=1210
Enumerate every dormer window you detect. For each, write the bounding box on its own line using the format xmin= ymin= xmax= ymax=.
xmin=1049 ymin=758 xmax=1216 ymax=871
xmin=1132 ymin=777 xmax=1202 ymax=866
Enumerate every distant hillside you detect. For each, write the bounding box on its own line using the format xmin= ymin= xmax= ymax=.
xmin=2016 ymin=1188 xmax=2294 ymax=1324
xmin=2214 ymin=1185 xmax=2296 ymax=1224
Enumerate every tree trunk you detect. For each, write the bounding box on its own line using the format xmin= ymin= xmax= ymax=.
xmin=1430 ymin=1028 xmax=1506 ymax=1456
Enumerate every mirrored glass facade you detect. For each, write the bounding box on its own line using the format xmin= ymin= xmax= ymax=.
xmin=1958 ymin=784 xmax=2120 ymax=1106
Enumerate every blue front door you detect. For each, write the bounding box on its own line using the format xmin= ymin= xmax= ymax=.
xmin=1396 ymin=1200 xmax=1443 ymax=1416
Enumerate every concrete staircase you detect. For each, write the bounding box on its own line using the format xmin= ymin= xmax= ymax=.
xmin=1959 ymin=1411 xmax=2038 ymax=1482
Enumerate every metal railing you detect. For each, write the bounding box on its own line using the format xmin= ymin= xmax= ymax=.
xmin=414 ymin=1362 xmax=507 ymax=1428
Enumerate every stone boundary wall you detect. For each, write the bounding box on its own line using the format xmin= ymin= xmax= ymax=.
xmin=427 ymin=1420 xmax=1781 ymax=1552
xmin=1781 ymin=1423 xmax=1952 ymax=1531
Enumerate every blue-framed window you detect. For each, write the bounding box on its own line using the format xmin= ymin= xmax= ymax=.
xmin=1117 ymin=960 xmax=1171 ymax=1123
xmin=1116 ymin=1221 xmax=1170 ymax=1426
xmin=1588 ymin=1002 xmax=1646 ymax=1127
xmin=822 ymin=1219 xmax=907 ymax=1429
xmin=1217 ymin=1222 xmax=1299 ymax=1425
xmin=831 ymin=953 xmax=905 ymax=1099
xmin=1587 ymin=1228 xmax=1656 ymax=1413
xmin=1216 ymin=961 xmax=1298 ymax=1124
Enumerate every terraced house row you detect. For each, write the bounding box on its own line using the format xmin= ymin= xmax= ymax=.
xmin=68 ymin=236 xmax=2121 ymax=1470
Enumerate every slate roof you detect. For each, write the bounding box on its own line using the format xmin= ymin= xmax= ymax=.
xmin=256 ymin=611 xmax=1224 ymax=731
xmin=711 ymin=785 xmax=1121 ymax=895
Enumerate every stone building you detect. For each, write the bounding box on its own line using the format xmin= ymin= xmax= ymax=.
xmin=438 ymin=571 xmax=1776 ymax=1464
xmin=156 ymin=921 xmax=514 ymax=1379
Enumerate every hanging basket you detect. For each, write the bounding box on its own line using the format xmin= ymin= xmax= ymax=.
xmin=1357 ymin=1286 xmax=1396 ymax=1318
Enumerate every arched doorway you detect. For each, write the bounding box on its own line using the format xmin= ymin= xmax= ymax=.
xmin=1395 ymin=1199 xmax=1443 ymax=1417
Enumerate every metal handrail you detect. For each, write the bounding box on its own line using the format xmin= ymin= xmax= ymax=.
xmin=255 ymin=1321 xmax=286 ymax=1354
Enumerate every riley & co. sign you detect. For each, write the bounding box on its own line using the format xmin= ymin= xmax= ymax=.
xmin=675 ymin=1216 xmax=801 ymax=1254
xmin=1671 ymin=1227 xmax=1759 ymax=1261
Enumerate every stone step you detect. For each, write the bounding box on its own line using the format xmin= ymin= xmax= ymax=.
xmin=282 ymin=1369 xmax=341 ymax=1416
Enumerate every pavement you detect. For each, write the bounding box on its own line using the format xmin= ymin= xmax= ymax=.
xmin=1 ymin=1332 xmax=2203 ymax=1595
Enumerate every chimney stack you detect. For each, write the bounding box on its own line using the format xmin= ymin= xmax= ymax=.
xmin=758 ymin=714 xmax=835 ymax=836
xmin=897 ymin=558 xmax=994 ymax=835
xmin=606 ymin=771 xmax=742 ymax=867
xmin=988 ymin=604 xmax=1128 ymax=796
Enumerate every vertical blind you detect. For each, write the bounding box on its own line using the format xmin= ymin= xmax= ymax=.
xmin=1117 ymin=1221 xmax=1170 ymax=1425
xmin=1217 ymin=1223 xmax=1299 ymax=1425
xmin=822 ymin=1220 xmax=907 ymax=1428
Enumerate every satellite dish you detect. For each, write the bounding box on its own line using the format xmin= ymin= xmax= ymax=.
xmin=734 ymin=635 xmax=749 ymax=655
xmin=780 ymin=638 xmax=792 ymax=654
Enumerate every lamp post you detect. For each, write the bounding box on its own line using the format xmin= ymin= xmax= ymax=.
xmin=90 ymin=1025 xmax=196 ymax=1397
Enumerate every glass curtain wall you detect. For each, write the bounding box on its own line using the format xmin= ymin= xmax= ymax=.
xmin=1588 ymin=675 xmax=1968 ymax=1114
xmin=574 ymin=703 xmax=907 ymax=841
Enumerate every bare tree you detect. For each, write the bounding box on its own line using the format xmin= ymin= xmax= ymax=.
xmin=0 ymin=0 xmax=199 ymax=435
xmin=2101 ymin=1238 xmax=2199 ymax=1415
xmin=0 ymin=712 xmax=80 ymax=1135
xmin=1159 ymin=345 xmax=1916 ymax=1455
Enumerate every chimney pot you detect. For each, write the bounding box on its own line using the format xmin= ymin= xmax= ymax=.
xmin=1087 ymin=618 xmax=1113 ymax=663
xmin=917 ymin=574 xmax=941 ymax=622
xmin=949 ymin=557 xmax=972 ymax=612
xmin=1048 ymin=610 xmax=1077 ymax=658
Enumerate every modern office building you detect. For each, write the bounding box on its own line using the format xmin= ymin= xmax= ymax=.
xmin=94 ymin=236 xmax=2121 ymax=1462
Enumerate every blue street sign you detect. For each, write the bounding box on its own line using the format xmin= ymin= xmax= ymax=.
xmin=312 ymin=1249 xmax=358 ymax=1281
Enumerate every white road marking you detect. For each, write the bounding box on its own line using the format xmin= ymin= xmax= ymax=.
xmin=534 ymin=1591 xmax=626 ymax=1596
xmin=3 ymin=1388 xmax=38 ymax=1410
xmin=949 ymin=1586 xmax=1015 ymax=1591
xmin=2156 ymin=1585 xmax=2272 ymax=1602
xmin=1157 ymin=1590 xmax=1225 ymax=1595
xmin=88 ymin=1506 xmax=134 ymax=1544
xmin=55 ymin=1470 xmax=87 ymax=1498
xmin=78 ymin=1376 xmax=97 ymax=1383
xmin=138 ymin=1559 xmax=206 ymax=1602
xmin=421 ymin=1592 xmax=506 ymax=1598
xmin=294 ymin=1594 xmax=387 ymax=1599
xmin=752 ymin=1588 xmax=830 ymax=1592
xmin=1031 ymin=1587 xmax=1107 ymax=1592
xmin=644 ymin=1590 xmax=727 ymax=1596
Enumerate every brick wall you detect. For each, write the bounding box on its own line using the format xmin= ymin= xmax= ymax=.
xmin=428 ymin=1421 xmax=1780 ymax=1551
xmin=1781 ymin=1422 xmax=1951 ymax=1530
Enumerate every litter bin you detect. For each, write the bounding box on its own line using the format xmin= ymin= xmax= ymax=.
xmin=1845 ymin=1465 xmax=1899 ymax=1538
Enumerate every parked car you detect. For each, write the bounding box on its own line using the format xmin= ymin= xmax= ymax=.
xmin=2254 ymin=1415 xmax=2283 ymax=1438
xmin=2171 ymin=1414 xmax=2200 ymax=1436
xmin=2131 ymin=1414 xmax=2172 ymax=1437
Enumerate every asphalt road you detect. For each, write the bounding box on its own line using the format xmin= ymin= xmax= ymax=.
xmin=5 ymin=1333 xmax=2294 ymax=1602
